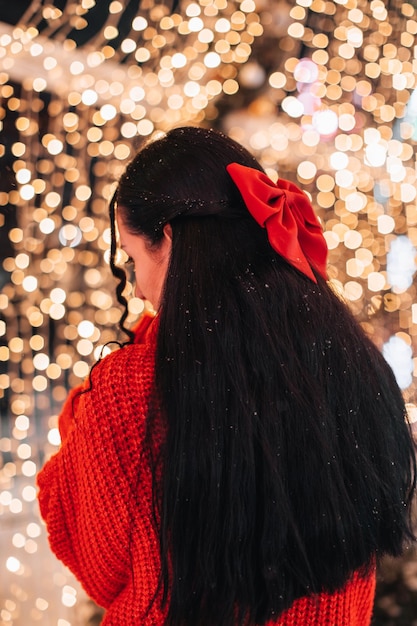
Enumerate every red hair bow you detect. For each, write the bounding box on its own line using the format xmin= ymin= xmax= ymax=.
xmin=227 ymin=163 xmax=328 ymax=283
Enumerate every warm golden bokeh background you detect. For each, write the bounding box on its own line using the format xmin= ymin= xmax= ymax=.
xmin=1 ymin=1 xmax=417 ymax=624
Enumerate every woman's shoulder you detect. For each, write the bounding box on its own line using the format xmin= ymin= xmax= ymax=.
xmin=75 ymin=314 xmax=158 ymax=412
xmin=57 ymin=326 xmax=156 ymax=446
xmin=95 ymin=313 xmax=157 ymax=368
xmin=91 ymin=336 xmax=155 ymax=390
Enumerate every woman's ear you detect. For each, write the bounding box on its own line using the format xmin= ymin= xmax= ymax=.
xmin=158 ymin=223 xmax=172 ymax=263
xmin=163 ymin=223 xmax=173 ymax=243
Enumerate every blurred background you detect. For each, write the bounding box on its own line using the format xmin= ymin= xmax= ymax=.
xmin=1 ymin=0 xmax=417 ymax=624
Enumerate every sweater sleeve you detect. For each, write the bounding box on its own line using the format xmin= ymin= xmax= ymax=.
xmin=37 ymin=339 xmax=155 ymax=608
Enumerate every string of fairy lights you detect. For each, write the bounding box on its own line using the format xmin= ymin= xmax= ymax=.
xmin=1 ymin=0 xmax=417 ymax=623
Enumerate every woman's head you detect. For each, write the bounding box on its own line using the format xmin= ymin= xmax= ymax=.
xmin=111 ymin=125 xmax=324 ymax=317
xmin=111 ymin=126 xmax=273 ymax=315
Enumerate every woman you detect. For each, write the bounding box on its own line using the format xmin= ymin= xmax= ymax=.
xmin=38 ymin=126 xmax=416 ymax=625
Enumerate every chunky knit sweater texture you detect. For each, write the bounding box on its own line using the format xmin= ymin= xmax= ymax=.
xmin=37 ymin=313 xmax=376 ymax=625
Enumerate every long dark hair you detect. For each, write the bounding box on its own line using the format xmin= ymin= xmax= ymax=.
xmin=111 ymin=126 xmax=416 ymax=625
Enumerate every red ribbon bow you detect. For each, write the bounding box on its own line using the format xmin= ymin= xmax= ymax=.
xmin=226 ymin=163 xmax=328 ymax=283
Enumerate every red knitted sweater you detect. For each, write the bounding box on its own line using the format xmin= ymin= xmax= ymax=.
xmin=37 ymin=314 xmax=376 ymax=625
